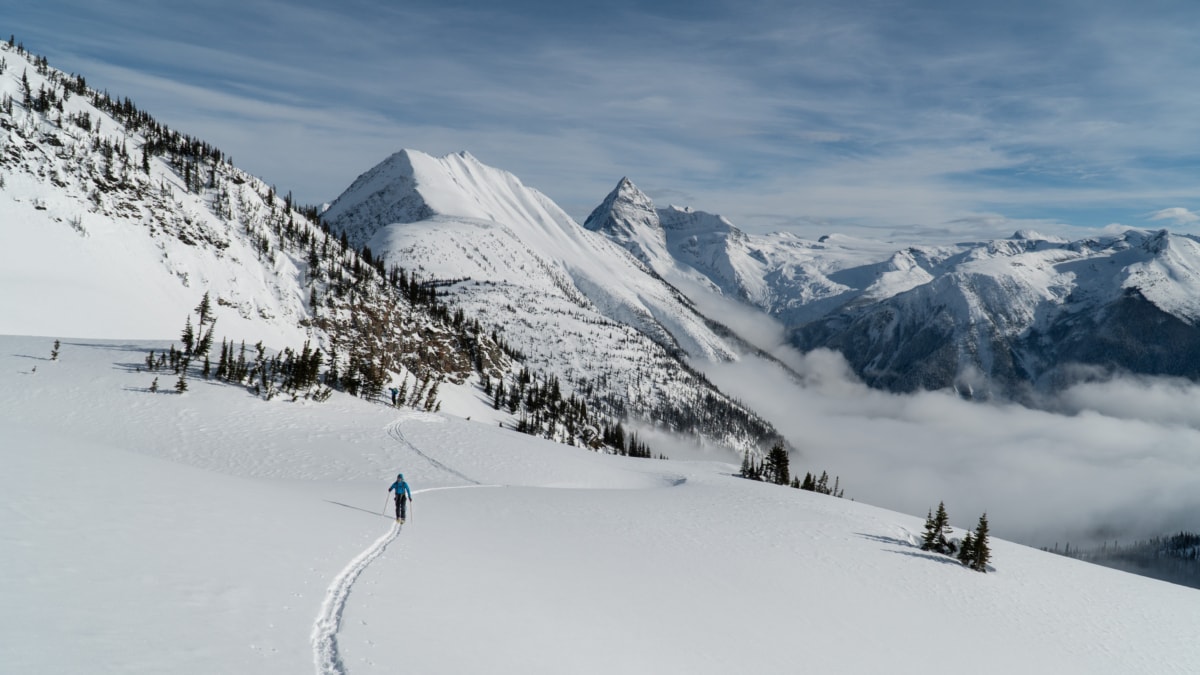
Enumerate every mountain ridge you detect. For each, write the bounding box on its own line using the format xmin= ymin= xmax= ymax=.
xmin=323 ymin=149 xmax=783 ymax=453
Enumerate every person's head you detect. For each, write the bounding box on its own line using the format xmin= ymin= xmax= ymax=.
xmin=397 ymin=473 xmax=404 ymax=480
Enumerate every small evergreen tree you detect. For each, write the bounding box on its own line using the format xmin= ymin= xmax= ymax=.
xmin=957 ymin=532 xmax=976 ymax=566
xmin=764 ymin=442 xmax=790 ymax=485
xmin=921 ymin=509 xmax=938 ymax=551
xmin=180 ymin=316 xmax=195 ymax=355
xmin=921 ymin=502 xmax=953 ymax=555
xmin=195 ymin=292 xmax=212 ymax=328
xmin=50 ymin=339 xmax=60 ymax=360
xmin=971 ymin=513 xmax=991 ymax=572
xmin=150 ymin=377 xmax=159 ymax=393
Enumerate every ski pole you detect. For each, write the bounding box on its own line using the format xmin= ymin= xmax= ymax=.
xmin=383 ymin=492 xmax=389 ymax=517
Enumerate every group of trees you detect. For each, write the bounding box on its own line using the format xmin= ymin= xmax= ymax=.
xmin=921 ymin=502 xmax=991 ymax=572
xmin=797 ymin=471 xmax=843 ymax=496
xmin=485 ymin=366 xmax=662 ymax=456
xmin=144 ymin=293 xmax=332 ymax=401
xmin=740 ymin=443 xmax=846 ymax=497
xmin=1051 ymin=531 xmax=1200 ymax=589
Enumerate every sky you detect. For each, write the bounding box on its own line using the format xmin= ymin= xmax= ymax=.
xmin=9 ymin=0 xmax=1200 ymax=240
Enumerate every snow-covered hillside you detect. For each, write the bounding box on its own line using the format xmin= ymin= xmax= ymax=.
xmin=0 ymin=41 xmax=584 ymax=448
xmin=323 ymin=150 xmax=779 ymax=454
xmin=5 ymin=335 xmax=1200 ymax=674
xmin=0 ymin=44 xmax=317 ymax=346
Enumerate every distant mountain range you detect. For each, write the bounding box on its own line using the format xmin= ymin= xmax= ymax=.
xmin=9 ymin=34 xmax=1200 ymax=462
xmin=581 ymin=176 xmax=1200 ymax=399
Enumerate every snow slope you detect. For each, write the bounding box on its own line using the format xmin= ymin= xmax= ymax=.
xmin=5 ymin=335 xmax=1200 ymax=674
xmin=324 ymin=150 xmax=735 ymax=362
xmin=0 ymin=43 xmax=313 ymax=347
xmin=322 ymin=150 xmax=777 ymax=453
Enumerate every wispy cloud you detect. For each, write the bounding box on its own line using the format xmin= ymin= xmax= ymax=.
xmin=1149 ymin=207 xmax=1200 ymax=226
xmin=11 ymin=1 xmax=1200 ymax=236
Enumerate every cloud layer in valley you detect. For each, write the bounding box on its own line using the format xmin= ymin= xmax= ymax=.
xmin=688 ymin=293 xmax=1200 ymax=550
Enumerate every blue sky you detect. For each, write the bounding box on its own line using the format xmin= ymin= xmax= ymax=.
xmin=9 ymin=0 xmax=1200 ymax=240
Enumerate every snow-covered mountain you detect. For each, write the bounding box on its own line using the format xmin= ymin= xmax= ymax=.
xmin=0 ymin=41 xmax=596 ymax=448
xmin=789 ymin=229 xmax=1200 ymax=395
xmin=323 ymin=150 xmax=780 ymax=453
xmin=580 ymin=182 xmax=1200 ymax=397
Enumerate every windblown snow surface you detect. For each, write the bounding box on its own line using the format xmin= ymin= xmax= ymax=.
xmin=4 ymin=335 xmax=1200 ymax=675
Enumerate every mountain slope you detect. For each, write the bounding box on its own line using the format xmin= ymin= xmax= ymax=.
xmin=6 ymin=335 xmax=1200 ymax=674
xmin=323 ymin=150 xmax=780 ymax=453
xmin=0 ymin=41 xmax=515 ymax=422
xmin=0 ymin=49 xmax=308 ymax=345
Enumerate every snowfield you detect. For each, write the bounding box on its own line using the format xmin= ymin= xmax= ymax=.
xmin=4 ymin=335 xmax=1200 ymax=674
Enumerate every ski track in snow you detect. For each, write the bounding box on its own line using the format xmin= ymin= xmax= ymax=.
xmin=387 ymin=419 xmax=482 ymax=485
xmin=313 ymin=420 xmax=485 ymax=675
xmin=312 ymin=519 xmax=402 ymax=675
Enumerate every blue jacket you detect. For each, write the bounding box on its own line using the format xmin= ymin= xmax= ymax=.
xmin=389 ymin=480 xmax=412 ymax=499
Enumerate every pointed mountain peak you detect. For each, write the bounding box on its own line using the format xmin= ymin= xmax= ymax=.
xmin=583 ymin=178 xmax=667 ymax=265
xmin=322 ymin=148 xmax=578 ymax=250
xmin=584 ymin=177 xmax=659 ymax=232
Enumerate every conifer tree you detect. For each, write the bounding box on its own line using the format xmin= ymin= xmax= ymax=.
xmin=423 ymin=380 xmax=440 ymax=411
xmin=934 ymin=502 xmax=952 ymax=553
xmin=175 ymin=362 xmax=188 ymax=394
xmin=971 ymin=513 xmax=991 ymax=572
xmin=489 ymin=374 xmax=504 ymax=408
xmin=216 ymin=339 xmax=228 ymax=380
xmin=50 ymin=339 xmax=60 ymax=360
xmin=195 ymin=321 xmax=216 ymax=357
xmin=180 ymin=316 xmax=195 ymax=355
xmin=921 ymin=509 xmax=938 ymax=551
xmin=195 ymin=292 xmax=212 ymax=329
xmin=957 ymin=532 xmax=976 ymax=566
xmin=921 ymin=502 xmax=953 ymax=554
xmin=765 ymin=442 xmax=790 ymax=485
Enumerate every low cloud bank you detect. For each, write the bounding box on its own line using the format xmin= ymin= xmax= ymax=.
xmin=689 ymin=294 xmax=1200 ymax=549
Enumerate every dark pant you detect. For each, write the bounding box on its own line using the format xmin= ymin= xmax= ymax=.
xmin=395 ymin=494 xmax=407 ymax=519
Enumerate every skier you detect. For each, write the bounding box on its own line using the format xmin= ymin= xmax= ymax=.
xmin=389 ymin=386 xmax=399 ymax=406
xmin=388 ymin=473 xmax=412 ymax=523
